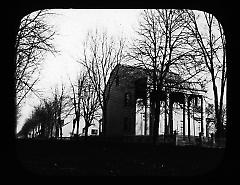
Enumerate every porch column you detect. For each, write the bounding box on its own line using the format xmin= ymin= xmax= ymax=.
xmin=193 ymin=97 xmax=195 ymax=137
xmin=164 ymin=92 xmax=169 ymax=135
xmin=145 ymin=77 xmax=150 ymax=135
xmin=187 ymin=95 xmax=191 ymax=141
xmin=183 ymin=94 xmax=186 ymax=139
xmin=200 ymin=95 xmax=204 ymax=133
xmin=144 ymin=99 xmax=147 ymax=135
xmin=169 ymin=94 xmax=173 ymax=135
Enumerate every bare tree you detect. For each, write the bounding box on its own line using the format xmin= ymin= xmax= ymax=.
xmin=17 ymin=117 xmax=35 ymax=138
xmin=80 ymin=29 xmax=125 ymax=135
xmin=42 ymin=98 xmax=55 ymax=138
xmin=128 ymin=9 xmax=200 ymax=143
xmin=17 ymin=83 xmax=71 ymax=139
xmin=69 ymin=72 xmax=87 ymax=136
xmin=186 ymin=10 xmax=227 ymax=138
xmin=81 ymin=78 xmax=100 ymax=138
xmin=15 ymin=9 xmax=58 ymax=115
xmin=51 ymin=84 xmax=72 ymax=138
xmin=17 ymin=101 xmax=51 ymax=138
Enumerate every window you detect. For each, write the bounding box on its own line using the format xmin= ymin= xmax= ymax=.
xmin=124 ymin=92 xmax=131 ymax=106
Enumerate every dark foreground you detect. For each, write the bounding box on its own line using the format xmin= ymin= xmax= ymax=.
xmin=15 ymin=137 xmax=225 ymax=176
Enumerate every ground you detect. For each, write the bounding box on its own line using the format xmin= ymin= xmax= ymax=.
xmin=15 ymin=137 xmax=225 ymax=176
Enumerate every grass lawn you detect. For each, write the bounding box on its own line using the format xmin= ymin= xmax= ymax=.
xmin=15 ymin=138 xmax=225 ymax=176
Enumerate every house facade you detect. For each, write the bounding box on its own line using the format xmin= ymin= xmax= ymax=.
xmin=104 ymin=64 xmax=208 ymax=140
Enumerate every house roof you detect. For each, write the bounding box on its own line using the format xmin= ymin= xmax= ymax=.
xmin=112 ymin=64 xmax=206 ymax=93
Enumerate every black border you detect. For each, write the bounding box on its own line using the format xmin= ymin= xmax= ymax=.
xmin=4 ymin=0 xmax=236 ymax=183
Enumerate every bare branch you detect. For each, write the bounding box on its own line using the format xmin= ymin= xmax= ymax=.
xmin=16 ymin=9 xmax=58 ymax=108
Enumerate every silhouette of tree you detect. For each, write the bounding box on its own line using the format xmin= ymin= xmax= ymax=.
xmin=69 ymin=72 xmax=87 ymax=136
xmin=17 ymin=116 xmax=34 ymax=138
xmin=128 ymin=9 xmax=202 ymax=143
xmin=15 ymin=10 xmax=58 ymax=115
xmin=205 ymin=102 xmax=226 ymax=136
xmin=186 ymin=10 xmax=227 ymax=138
xmin=17 ymin=103 xmax=47 ymax=138
xmin=51 ymin=84 xmax=72 ymax=138
xmin=81 ymin=78 xmax=100 ymax=137
xmin=80 ymin=29 xmax=126 ymax=135
xmin=40 ymin=99 xmax=53 ymax=138
xmin=17 ymin=84 xmax=71 ymax=139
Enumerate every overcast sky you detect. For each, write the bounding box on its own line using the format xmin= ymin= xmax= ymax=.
xmin=17 ymin=9 xmax=142 ymax=134
xmin=16 ymin=9 xmax=226 ymax=136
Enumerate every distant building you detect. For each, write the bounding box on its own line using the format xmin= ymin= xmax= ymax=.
xmin=82 ymin=124 xmax=99 ymax=136
xmin=91 ymin=128 xmax=98 ymax=136
xmin=103 ymin=64 xmax=208 ymax=139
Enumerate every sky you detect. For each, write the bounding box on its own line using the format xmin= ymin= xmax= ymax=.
xmin=16 ymin=9 xmax=142 ymax=135
xmin=16 ymin=9 xmax=226 ymax=136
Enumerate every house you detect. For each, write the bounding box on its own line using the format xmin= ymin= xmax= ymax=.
xmin=103 ymin=64 xmax=208 ymax=140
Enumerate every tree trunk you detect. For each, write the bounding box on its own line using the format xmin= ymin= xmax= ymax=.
xmin=215 ymin=109 xmax=224 ymax=138
xmin=164 ymin=97 xmax=168 ymax=135
xmin=72 ymin=118 xmax=76 ymax=136
xmin=41 ymin=122 xmax=45 ymax=138
xmin=58 ymin=117 xmax=62 ymax=139
xmin=59 ymin=124 xmax=63 ymax=139
xmin=153 ymin=100 xmax=161 ymax=144
xmin=102 ymin=102 xmax=107 ymax=136
xmin=212 ymin=82 xmax=224 ymax=138
xmin=55 ymin=124 xmax=59 ymax=138
xmin=218 ymin=70 xmax=226 ymax=138
xmin=169 ymin=98 xmax=174 ymax=135
xmin=50 ymin=122 xmax=54 ymax=138
xmin=85 ymin=121 xmax=89 ymax=139
xmin=153 ymin=90 xmax=161 ymax=144
xmin=76 ymin=116 xmax=80 ymax=136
